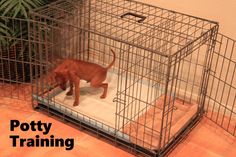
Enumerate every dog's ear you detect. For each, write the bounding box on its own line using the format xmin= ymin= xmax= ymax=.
xmin=56 ymin=69 xmax=69 ymax=80
xmin=47 ymin=72 xmax=56 ymax=84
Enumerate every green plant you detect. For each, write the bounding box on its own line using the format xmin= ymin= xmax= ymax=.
xmin=0 ymin=0 xmax=49 ymax=82
xmin=0 ymin=0 xmax=48 ymax=43
xmin=0 ymin=0 xmax=47 ymax=18
xmin=0 ymin=20 xmax=12 ymax=46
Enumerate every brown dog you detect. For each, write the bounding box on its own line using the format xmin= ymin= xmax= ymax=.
xmin=53 ymin=49 xmax=116 ymax=106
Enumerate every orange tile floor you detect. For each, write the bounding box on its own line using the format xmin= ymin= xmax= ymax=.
xmin=0 ymin=98 xmax=235 ymax=157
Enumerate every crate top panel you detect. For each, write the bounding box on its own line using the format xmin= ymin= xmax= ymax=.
xmin=31 ymin=0 xmax=218 ymax=57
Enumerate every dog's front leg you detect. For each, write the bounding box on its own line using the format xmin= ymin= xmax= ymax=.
xmin=66 ymin=80 xmax=73 ymax=96
xmin=69 ymin=72 xmax=80 ymax=106
xmin=74 ymin=77 xmax=80 ymax=106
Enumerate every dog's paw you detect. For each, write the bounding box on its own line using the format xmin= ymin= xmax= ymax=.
xmin=73 ymin=102 xmax=79 ymax=106
xmin=66 ymin=91 xmax=73 ymax=96
xmin=100 ymin=95 xmax=106 ymax=99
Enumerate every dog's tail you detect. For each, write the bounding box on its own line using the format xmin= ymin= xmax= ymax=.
xmin=106 ymin=48 xmax=116 ymax=70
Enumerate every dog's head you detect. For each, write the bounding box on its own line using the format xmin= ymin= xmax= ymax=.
xmin=54 ymin=69 xmax=68 ymax=91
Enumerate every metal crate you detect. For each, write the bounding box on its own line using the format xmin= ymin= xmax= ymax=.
xmin=0 ymin=0 xmax=233 ymax=156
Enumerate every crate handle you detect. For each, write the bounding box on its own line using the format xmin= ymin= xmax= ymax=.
xmin=120 ymin=12 xmax=146 ymax=23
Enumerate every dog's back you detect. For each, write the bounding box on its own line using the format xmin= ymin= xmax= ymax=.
xmin=60 ymin=49 xmax=116 ymax=82
xmin=71 ymin=60 xmax=106 ymax=82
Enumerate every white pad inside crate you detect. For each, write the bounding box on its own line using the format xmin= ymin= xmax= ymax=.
xmin=52 ymin=71 xmax=156 ymax=128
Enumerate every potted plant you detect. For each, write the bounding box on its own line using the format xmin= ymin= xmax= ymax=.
xmin=0 ymin=0 xmax=49 ymax=82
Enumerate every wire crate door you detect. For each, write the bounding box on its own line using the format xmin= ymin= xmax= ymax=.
xmin=205 ymin=33 xmax=236 ymax=136
xmin=0 ymin=17 xmax=31 ymax=102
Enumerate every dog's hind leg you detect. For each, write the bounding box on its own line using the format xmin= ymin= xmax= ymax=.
xmin=100 ymin=83 xmax=108 ymax=98
xmin=91 ymin=82 xmax=108 ymax=99
xmin=90 ymin=74 xmax=108 ymax=99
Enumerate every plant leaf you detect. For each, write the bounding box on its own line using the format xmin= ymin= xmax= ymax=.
xmin=20 ymin=5 xmax=28 ymax=18
xmin=24 ymin=0 xmax=38 ymax=8
xmin=0 ymin=0 xmax=12 ymax=13
xmin=2 ymin=0 xmax=19 ymax=17
xmin=22 ymin=1 xmax=33 ymax=11
xmin=1 ymin=0 xmax=47 ymax=18
xmin=32 ymin=0 xmax=46 ymax=6
xmin=0 ymin=22 xmax=11 ymax=36
xmin=13 ymin=1 xmax=23 ymax=18
xmin=25 ymin=0 xmax=46 ymax=9
xmin=0 ymin=0 xmax=8 ymax=6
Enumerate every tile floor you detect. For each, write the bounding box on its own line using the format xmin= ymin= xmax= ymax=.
xmin=0 ymin=98 xmax=235 ymax=157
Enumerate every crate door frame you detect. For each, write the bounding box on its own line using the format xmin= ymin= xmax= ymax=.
xmin=205 ymin=33 xmax=236 ymax=137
